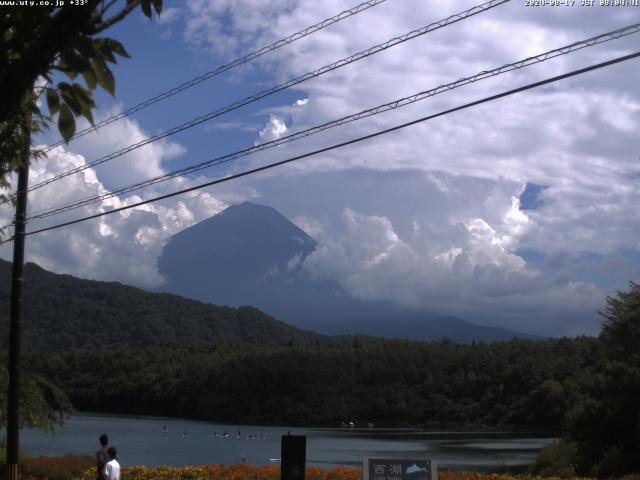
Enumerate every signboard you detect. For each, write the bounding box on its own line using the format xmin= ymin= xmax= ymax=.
xmin=363 ymin=457 xmax=437 ymax=480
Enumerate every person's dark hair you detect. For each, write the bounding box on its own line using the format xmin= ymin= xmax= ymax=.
xmin=99 ymin=433 xmax=108 ymax=446
xmin=107 ymin=446 xmax=117 ymax=459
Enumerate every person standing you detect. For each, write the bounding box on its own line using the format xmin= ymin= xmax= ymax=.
xmin=95 ymin=433 xmax=109 ymax=480
xmin=103 ymin=446 xmax=121 ymax=480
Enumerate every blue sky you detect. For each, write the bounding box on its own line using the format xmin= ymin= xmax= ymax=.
xmin=2 ymin=0 xmax=639 ymax=336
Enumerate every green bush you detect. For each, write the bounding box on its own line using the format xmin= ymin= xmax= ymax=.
xmin=530 ymin=440 xmax=578 ymax=478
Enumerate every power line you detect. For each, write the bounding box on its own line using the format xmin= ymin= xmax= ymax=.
xmin=24 ymin=22 xmax=640 ymax=222
xmin=1 ymin=50 xmax=634 ymax=244
xmin=15 ymin=0 xmax=509 ymax=199
xmin=26 ymin=0 xmax=509 ymax=194
xmin=41 ymin=0 xmax=392 ymax=153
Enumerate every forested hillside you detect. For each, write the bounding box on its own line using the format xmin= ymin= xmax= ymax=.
xmin=0 ymin=260 xmax=325 ymax=350
xmin=23 ymin=337 xmax=601 ymax=430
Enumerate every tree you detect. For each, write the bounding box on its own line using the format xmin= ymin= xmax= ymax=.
xmin=0 ymin=365 xmax=74 ymax=445
xmin=0 ymin=0 xmax=163 ymax=443
xmin=566 ymin=282 xmax=640 ymax=477
xmin=600 ymin=281 xmax=640 ymax=363
xmin=0 ymin=0 xmax=163 ymax=202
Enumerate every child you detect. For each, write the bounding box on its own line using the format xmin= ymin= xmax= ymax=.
xmin=103 ymin=446 xmax=121 ymax=480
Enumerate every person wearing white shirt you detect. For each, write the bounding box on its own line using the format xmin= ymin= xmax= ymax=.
xmin=103 ymin=446 xmax=121 ymax=480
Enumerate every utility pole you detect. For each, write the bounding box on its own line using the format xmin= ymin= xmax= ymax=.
xmin=6 ymin=98 xmax=31 ymax=480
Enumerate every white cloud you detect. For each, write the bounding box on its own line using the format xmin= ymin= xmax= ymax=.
xmin=157 ymin=6 xmax=182 ymax=25
xmin=66 ymin=106 xmax=187 ymax=190
xmin=255 ymin=114 xmax=287 ymax=145
xmin=297 ymin=204 xmax=602 ymax=336
xmin=183 ymin=0 xmax=296 ymax=61
xmin=0 ymin=145 xmax=228 ymax=288
xmin=186 ymin=0 xmax=640 ymax=269
xmin=150 ymin=6 xmax=185 ymax=39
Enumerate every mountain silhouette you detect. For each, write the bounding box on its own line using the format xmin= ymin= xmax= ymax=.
xmin=159 ymin=202 xmax=316 ymax=304
xmin=158 ymin=202 xmax=541 ymax=342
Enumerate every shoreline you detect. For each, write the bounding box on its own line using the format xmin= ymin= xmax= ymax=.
xmin=60 ymin=410 xmax=560 ymax=435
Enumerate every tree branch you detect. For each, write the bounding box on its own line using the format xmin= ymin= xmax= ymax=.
xmin=90 ymin=0 xmax=140 ymax=34
xmin=101 ymin=0 xmax=119 ymax=15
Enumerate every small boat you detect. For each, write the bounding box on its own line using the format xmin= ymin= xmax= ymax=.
xmin=181 ymin=430 xmax=189 ymax=438
xmin=161 ymin=425 xmax=168 ymax=434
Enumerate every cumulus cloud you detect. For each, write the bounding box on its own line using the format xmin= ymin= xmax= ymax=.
xmin=182 ymin=0 xmax=640 ymax=289
xmin=297 ymin=204 xmax=602 ymax=336
xmin=0 ymin=145 xmax=227 ymax=288
xmin=65 ymin=106 xmax=187 ymax=190
xmin=255 ymin=115 xmax=288 ymax=145
xmin=183 ymin=0 xmax=295 ymax=61
xmin=234 ymin=163 xmax=620 ymax=334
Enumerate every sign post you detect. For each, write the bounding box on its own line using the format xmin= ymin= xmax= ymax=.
xmin=281 ymin=434 xmax=306 ymax=480
xmin=363 ymin=457 xmax=437 ymax=480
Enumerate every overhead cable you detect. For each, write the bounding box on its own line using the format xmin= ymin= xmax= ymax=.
xmin=16 ymin=0 xmax=509 ymax=199
xmin=25 ymin=22 xmax=640 ymax=221
xmin=42 ymin=0 xmax=392 ymax=152
xmin=0 ymin=50 xmax=634 ymax=244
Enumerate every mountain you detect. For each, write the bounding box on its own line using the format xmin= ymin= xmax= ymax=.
xmin=391 ymin=316 xmax=542 ymax=343
xmin=0 ymin=259 xmax=326 ymax=351
xmin=159 ymin=202 xmax=316 ymax=305
xmin=158 ymin=202 xmax=541 ymax=342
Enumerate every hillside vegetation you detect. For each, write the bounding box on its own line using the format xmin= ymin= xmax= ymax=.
xmin=23 ymin=337 xmax=599 ymax=430
xmin=0 ymin=260 xmax=325 ymax=350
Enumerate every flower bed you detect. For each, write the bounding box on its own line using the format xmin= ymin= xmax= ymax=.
xmin=73 ymin=464 xmax=361 ymax=480
xmin=20 ymin=454 xmax=94 ymax=480
xmin=20 ymin=458 xmax=600 ymax=480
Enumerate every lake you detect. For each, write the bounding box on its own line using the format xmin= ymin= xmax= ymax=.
xmin=21 ymin=413 xmax=555 ymax=471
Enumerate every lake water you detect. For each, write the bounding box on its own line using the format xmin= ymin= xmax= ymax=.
xmin=21 ymin=413 xmax=555 ymax=471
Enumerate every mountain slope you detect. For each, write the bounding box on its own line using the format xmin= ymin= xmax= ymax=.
xmin=158 ymin=202 xmax=541 ymax=342
xmin=0 ymin=259 xmax=326 ymax=351
xmin=159 ymin=202 xmax=316 ymax=304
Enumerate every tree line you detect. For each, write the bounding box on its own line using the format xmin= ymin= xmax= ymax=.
xmin=22 ymin=338 xmax=598 ymax=430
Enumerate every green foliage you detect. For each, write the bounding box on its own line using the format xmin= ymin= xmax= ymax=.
xmin=530 ymin=440 xmax=578 ymax=478
xmin=565 ymin=282 xmax=640 ymax=477
xmin=600 ymin=281 xmax=640 ymax=362
xmin=0 ymin=364 xmax=74 ymax=435
xmin=18 ymin=337 xmax=600 ymax=431
xmin=0 ymin=0 xmax=163 ymax=202
xmin=0 ymin=260 xmax=327 ymax=350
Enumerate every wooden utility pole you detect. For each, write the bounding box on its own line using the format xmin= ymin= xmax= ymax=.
xmin=6 ymin=99 xmax=31 ymax=480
